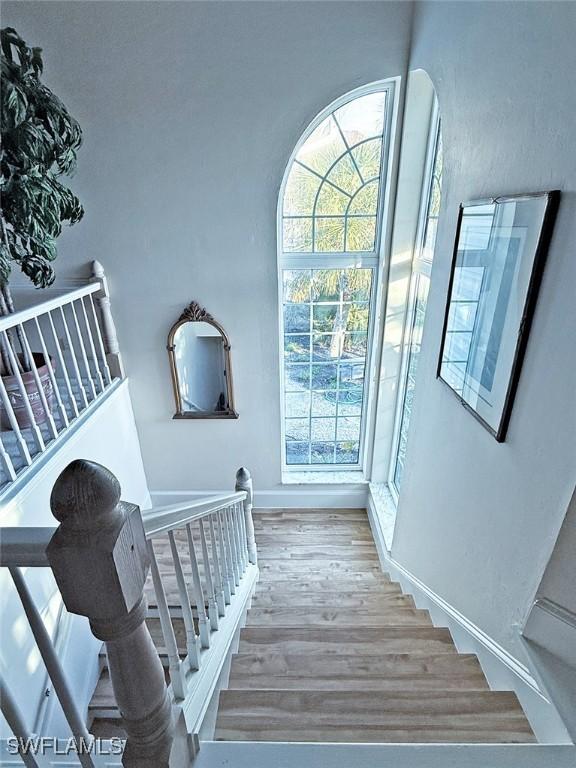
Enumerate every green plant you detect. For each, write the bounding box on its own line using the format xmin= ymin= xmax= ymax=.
xmin=0 ymin=26 xmax=83 ymax=374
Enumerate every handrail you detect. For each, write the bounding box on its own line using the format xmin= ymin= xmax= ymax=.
xmin=0 ymin=526 xmax=53 ymax=566
xmin=142 ymin=491 xmax=247 ymax=538
xmin=0 ymin=283 xmax=101 ymax=333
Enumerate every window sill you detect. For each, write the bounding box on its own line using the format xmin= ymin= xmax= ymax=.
xmin=282 ymin=470 xmax=368 ymax=485
xmin=369 ymin=482 xmax=397 ymax=551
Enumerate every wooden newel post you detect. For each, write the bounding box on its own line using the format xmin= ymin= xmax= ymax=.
xmin=46 ymin=460 xmax=174 ymax=767
xmin=235 ymin=467 xmax=257 ymax=565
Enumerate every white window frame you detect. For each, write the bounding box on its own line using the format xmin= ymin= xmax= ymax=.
xmin=277 ymin=79 xmax=398 ymax=473
xmin=388 ymin=102 xmax=441 ymax=500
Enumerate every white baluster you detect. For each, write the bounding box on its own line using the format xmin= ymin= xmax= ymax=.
xmin=236 ymin=467 xmax=258 ymax=565
xmin=0 ymin=374 xmax=31 ymax=466
xmin=216 ymin=509 xmax=232 ymax=604
xmin=1 ymin=330 xmax=45 ymax=453
xmin=91 ymin=260 xmax=125 ymax=378
xmin=198 ymin=519 xmax=218 ymax=631
xmin=227 ymin=506 xmax=241 ymax=587
xmin=185 ymin=523 xmax=210 ymax=648
xmin=57 ymin=307 xmax=89 ymax=409
xmin=33 ymin=317 xmax=69 ymax=428
xmin=167 ymin=530 xmax=200 ymax=671
xmin=46 ymin=311 xmax=79 ymax=419
xmin=0 ymin=432 xmax=16 ymax=481
xmin=208 ymin=514 xmax=226 ymax=616
xmin=237 ymin=498 xmax=249 ymax=569
xmin=235 ymin=501 xmax=248 ymax=572
xmin=78 ymin=298 xmax=105 ymax=392
xmin=231 ymin=502 xmax=244 ymax=575
xmin=87 ymin=295 xmax=112 ymax=385
xmin=147 ymin=540 xmax=186 ymax=700
xmin=9 ymin=567 xmax=95 ymax=768
xmin=17 ymin=322 xmax=58 ymax=440
xmin=68 ymin=301 xmax=97 ymax=400
xmin=0 ymin=677 xmax=41 ymax=768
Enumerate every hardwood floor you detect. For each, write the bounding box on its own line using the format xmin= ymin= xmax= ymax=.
xmin=214 ymin=508 xmax=536 ymax=744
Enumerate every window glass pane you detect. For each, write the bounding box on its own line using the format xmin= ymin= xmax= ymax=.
xmin=284 ymin=334 xmax=310 ymax=362
xmin=312 ymin=363 xmax=338 ymax=389
xmin=311 ymin=390 xmax=336 ymax=416
xmin=284 ymin=304 xmax=309 ymax=333
xmin=334 ymin=92 xmax=386 ymax=142
xmin=348 ymin=181 xmax=379 ymax=215
xmin=282 ymin=90 xmax=387 ymax=254
xmin=311 ymin=418 xmax=336 ymax=441
xmin=286 ymin=442 xmax=310 ymax=465
xmin=285 ymin=364 xmax=310 ymax=391
xmin=284 ymin=270 xmax=312 ymax=303
xmin=315 ymin=217 xmax=345 ymax=251
xmin=296 ymin=116 xmax=347 ymax=176
xmin=336 ymin=416 xmax=362 ymax=441
xmin=285 ymin=418 xmax=310 ymax=441
xmin=311 ymin=442 xmax=335 ymax=464
xmin=283 ymin=164 xmax=321 ymax=216
xmin=421 ymin=125 xmax=443 ymax=262
xmin=393 ymin=275 xmax=430 ymax=491
xmin=285 ymin=392 xmax=309 ymax=418
xmin=283 ymin=218 xmax=312 ymax=252
xmin=282 ymin=267 xmax=372 ymax=465
xmin=351 ymin=139 xmax=382 ymax=181
xmin=336 ymin=441 xmax=360 ymax=464
xmin=326 ymin=154 xmax=361 ymax=196
xmin=315 ymin=184 xmax=349 ymax=216
xmin=346 ymin=216 xmax=376 ymax=251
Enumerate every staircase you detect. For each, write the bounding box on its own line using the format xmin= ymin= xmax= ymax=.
xmin=214 ymin=508 xmax=535 ymax=744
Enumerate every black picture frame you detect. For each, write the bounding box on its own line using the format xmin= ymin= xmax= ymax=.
xmin=437 ymin=190 xmax=560 ymax=442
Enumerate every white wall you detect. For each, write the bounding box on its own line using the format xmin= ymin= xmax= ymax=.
xmin=2 ymin=0 xmax=413 ymax=493
xmin=0 ymin=381 xmax=150 ymax=737
xmin=392 ymin=0 xmax=576 ymax=663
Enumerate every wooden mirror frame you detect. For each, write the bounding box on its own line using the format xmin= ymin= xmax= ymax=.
xmin=167 ymin=301 xmax=238 ymax=420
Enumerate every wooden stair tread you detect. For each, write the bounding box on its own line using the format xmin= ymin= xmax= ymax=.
xmin=215 ymin=689 xmax=535 ymax=743
xmin=252 ymin=580 xmax=401 ymax=594
xmin=228 ymin=652 xmax=489 ymax=690
xmin=245 ymin=606 xmax=433 ymax=626
xmin=249 ymin=592 xmax=413 ymax=608
xmin=238 ymin=626 xmax=458 ymax=655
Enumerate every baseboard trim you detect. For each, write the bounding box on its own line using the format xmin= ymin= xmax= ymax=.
xmin=366 ymin=502 xmax=573 ymax=744
xmin=150 ymin=488 xmax=369 ymax=510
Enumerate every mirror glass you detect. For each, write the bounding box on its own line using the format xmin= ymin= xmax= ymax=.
xmin=172 ymin=320 xmax=233 ymax=417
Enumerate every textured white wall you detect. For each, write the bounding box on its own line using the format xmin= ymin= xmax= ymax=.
xmin=2 ymin=0 xmax=413 ymax=492
xmin=392 ymin=0 xmax=576 ymax=661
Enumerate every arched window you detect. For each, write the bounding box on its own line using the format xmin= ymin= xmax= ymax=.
xmin=279 ymin=83 xmax=395 ymax=469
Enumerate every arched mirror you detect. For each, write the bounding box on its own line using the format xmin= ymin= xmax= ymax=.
xmin=167 ymin=301 xmax=238 ymax=419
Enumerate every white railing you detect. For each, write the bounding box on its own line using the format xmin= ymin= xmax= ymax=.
xmin=0 ymin=460 xmax=258 ymax=767
xmin=0 ymin=261 xmax=123 ymax=495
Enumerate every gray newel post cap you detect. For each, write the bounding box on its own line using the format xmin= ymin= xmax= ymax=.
xmin=46 ymin=459 xmax=150 ymax=621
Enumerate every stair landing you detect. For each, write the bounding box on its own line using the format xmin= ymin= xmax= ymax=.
xmin=214 ymin=508 xmax=535 ymax=744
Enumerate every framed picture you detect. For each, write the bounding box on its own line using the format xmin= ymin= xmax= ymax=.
xmin=437 ymin=191 xmax=560 ymax=441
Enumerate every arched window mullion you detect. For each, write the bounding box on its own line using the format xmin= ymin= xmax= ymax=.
xmin=294 ymin=159 xmax=352 ymax=202
xmin=332 ymin=113 xmax=365 ymax=185
xmin=344 ymin=176 xmax=379 ymax=217
xmin=343 ymin=176 xmax=378 ymax=251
